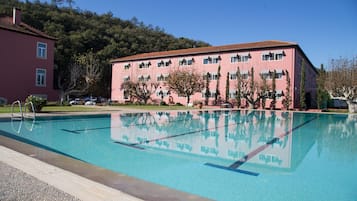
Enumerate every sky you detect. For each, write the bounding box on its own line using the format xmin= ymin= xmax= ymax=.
xmin=44 ymin=0 xmax=356 ymax=67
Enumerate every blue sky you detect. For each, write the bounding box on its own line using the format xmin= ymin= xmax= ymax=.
xmin=46 ymin=0 xmax=356 ymax=67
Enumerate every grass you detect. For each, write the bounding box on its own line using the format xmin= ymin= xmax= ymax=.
xmin=0 ymin=104 xmax=191 ymax=113
xmin=0 ymin=105 xmax=98 ymax=113
xmin=0 ymin=104 xmax=351 ymax=114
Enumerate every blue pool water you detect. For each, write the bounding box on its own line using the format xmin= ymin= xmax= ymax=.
xmin=0 ymin=110 xmax=356 ymax=201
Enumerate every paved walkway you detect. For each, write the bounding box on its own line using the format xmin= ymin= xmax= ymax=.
xmin=0 ymin=146 xmax=142 ymax=201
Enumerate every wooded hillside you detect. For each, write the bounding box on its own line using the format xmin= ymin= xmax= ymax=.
xmin=0 ymin=0 xmax=210 ymax=98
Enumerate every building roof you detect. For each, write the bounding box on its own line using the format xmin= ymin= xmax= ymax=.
xmin=111 ymin=40 xmax=298 ymax=63
xmin=0 ymin=16 xmax=56 ymax=40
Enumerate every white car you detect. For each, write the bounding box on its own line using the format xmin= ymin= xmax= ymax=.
xmin=84 ymin=100 xmax=96 ymax=105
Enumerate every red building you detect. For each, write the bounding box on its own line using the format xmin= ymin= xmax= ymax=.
xmin=0 ymin=8 xmax=58 ymax=104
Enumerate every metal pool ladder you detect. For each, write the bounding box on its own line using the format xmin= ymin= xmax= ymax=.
xmin=11 ymin=100 xmax=36 ymax=120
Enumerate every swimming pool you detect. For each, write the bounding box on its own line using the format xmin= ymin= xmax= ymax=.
xmin=0 ymin=110 xmax=356 ymax=201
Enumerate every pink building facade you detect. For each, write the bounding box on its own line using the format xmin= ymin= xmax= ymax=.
xmin=111 ymin=40 xmax=317 ymax=109
xmin=0 ymin=8 xmax=58 ymax=103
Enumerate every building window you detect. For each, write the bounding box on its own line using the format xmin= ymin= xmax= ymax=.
xmin=231 ymin=53 xmax=251 ymax=63
xmin=156 ymin=74 xmax=169 ymax=82
xmin=203 ymin=72 xmax=218 ymax=80
xmin=260 ymin=69 xmax=284 ymax=79
xmin=262 ymin=50 xmax=285 ymax=61
xmin=139 ymin=61 xmax=151 ymax=68
xmin=179 ymin=58 xmax=194 ymax=66
xmin=240 ymin=70 xmax=249 ymax=79
xmin=138 ymin=75 xmax=150 ymax=82
xmin=123 ymin=90 xmax=129 ymax=99
xmin=203 ymin=56 xmax=221 ymax=64
xmin=229 ymin=90 xmax=237 ymax=98
xmin=124 ymin=63 xmax=131 ymax=69
xmin=157 ymin=60 xmax=171 ymax=67
xmin=229 ymin=72 xmax=237 ymax=80
xmin=123 ymin=76 xmax=130 ymax=81
xmin=36 ymin=68 xmax=46 ymax=87
xmin=201 ymin=90 xmax=216 ymax=98
xmin=37 ymin=42 xmax=47 ymax=59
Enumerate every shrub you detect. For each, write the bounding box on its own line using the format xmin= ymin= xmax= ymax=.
xmin=0 ymin=97 xmax=7 ymax=106
xmin=25 ymin=95 xmax=47 ymax=112
xmin=160 ymin=101 xmax=167 ymax=106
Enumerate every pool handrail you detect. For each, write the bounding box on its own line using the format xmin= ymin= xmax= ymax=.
xmin=11 ymin=100 xmax=23 ymax=120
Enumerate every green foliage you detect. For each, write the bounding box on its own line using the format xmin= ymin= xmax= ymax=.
xmin=300 ymin=60 xmax=306 ymax=110
xmin=270 ymin=70 xmax=276 ymax=109
xmin=204 ymin=72 xmax=210 ymax=105
xmin=317 ymin=64 xmax=329 ymax=109
xmin=0 ymin=0 xmax=209 ymax=98
xmin=215 ymin=65 xmax=221 ymax=104
xmin=236 ymin=67 xmax=242 ymax=108
xmin=282 ymin=70 xmax=292 ymax=110
xmin=225 ymin=72 xmax=229 ymax=102
xmin=25 ymin=95 xmax=47 ymax=112
xmin=0 ymin=97 xmax=7 ymax=106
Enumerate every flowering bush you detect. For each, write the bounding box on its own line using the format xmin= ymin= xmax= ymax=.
xmin=25 ymin=95 xmax=47 ymax=112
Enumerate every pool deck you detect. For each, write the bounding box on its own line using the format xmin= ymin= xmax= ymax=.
xmin=0 ymin=108 xmax=212 ymax=201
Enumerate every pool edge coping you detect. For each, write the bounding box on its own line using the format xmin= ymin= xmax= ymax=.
xmin=0 ymin=133 xmax=211 ymax=201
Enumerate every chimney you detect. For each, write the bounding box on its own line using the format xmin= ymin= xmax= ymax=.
xmin=13 ymin=7 xmax=21 ymax=25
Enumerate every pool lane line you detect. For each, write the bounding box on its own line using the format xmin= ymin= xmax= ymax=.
xmin=113 ymin=141 xmax=145 ymax=150
xmin=204 ymin=163 xmax=259 ymax=176
xmin=61 ymin=129 xmax=82 ymax=134
xmin=228 ymin=116 xmax=318 ymax=169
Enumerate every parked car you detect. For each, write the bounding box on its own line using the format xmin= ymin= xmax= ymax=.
xmin=69 ymin=98 xmax=81 ymax=105
xmin=84 ymin=100 xmax=96 ymax=105
xmin=220 ymin=102 xmax=233 ymax=108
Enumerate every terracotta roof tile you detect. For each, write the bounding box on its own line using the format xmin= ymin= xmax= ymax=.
xmin=111 ymin=40 xmax=297 ymax=63
xmin=0 ymin=16 xmax=56 ymax=40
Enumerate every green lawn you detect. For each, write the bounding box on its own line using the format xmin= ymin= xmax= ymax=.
xmin=0 ymin=104 xmax=190 ymax=113
xmin=0 ymin=105 xmax=98 ymax=113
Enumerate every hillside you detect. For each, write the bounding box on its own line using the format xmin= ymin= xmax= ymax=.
xmin=0 ymin=0 xmax=210 ymax=97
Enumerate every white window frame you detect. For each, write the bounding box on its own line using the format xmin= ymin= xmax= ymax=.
xmin=203 ymin=56 xmax=220 ymax=64
xmin=36 ymin=68 xmax=46 ymax=87
xmin=37 ymin=42 xmax=47 ymax=59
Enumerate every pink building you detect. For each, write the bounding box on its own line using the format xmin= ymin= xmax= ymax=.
xmin=0 ymin=8 xmax=58 ymax=103
xmin=111 ymin=40 xmax=317 ymax=109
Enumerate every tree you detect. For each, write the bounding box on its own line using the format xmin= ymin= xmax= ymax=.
xmin=282 ymin=70 xmax=292 ymax=110
xmin=225 ymin=72 xmax=230 ymax=102
xmin=325 ymin=57 xmax=357 ymax=113
xmin=317 ymin=64 xmax=329 ymax=110
xmin=204 ymin=72 xmax=210 ymax=105
xmin=236 ymin=67 xmax=242 ymax=108
xmin=241 ymin=67 xmax=263 ymax=109
xmin=1 ymin=0 xmax=210 ymax=99
xmin=259 ymin=74 xmax=270 ymax=109
xmin=120 ymin=81 xmax=159 ymax=104
xmin=270 ymin=70 xmax=277 ymax=110
xmin=58 ymin=51 xmax=101 ymax=103
xmin=300 ymin=60 xmax=306 ymax=110
xmin=214 ymin=65 xmax=221 ymax=105
xmin=167 ymin=69 xmax=204 ymax=105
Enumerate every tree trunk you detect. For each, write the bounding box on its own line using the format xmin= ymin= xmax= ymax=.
xmin=347 ymin=101 xmax=357 ymax=113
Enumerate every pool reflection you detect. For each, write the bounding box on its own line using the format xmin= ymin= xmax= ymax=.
xmin=110 ymin=110 xmax=355 ymax=172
